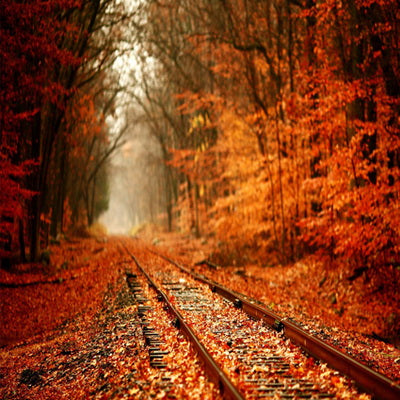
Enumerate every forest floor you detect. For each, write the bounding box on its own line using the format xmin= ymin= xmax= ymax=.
xmin=0 ymin=228 xmax=399 ymax=399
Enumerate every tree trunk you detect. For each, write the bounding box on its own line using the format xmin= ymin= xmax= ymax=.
xmin=18 ymin=218 xmax=26 ymax=263
xmin=29 ymin=111 xmax=42 ymax=262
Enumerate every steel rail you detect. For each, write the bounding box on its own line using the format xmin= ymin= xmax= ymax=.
xmin=122 ymin=244 xmax=245 ymax=400
xmin=151 ymin=249 xmax=400 ymax=400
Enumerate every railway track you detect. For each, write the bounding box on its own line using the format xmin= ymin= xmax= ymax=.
xmin=121 ymin=240 xmax=400 ymax=400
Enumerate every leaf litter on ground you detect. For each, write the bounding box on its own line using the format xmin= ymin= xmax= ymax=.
xmin=0 ymin=232 xmax=399 ymax=400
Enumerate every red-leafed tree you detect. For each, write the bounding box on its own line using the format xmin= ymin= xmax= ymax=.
xmin=298 ymin=0 xmax=400 ymax=268
xmin=1 ymin=0 xmax=82 ymax=262
xmin=1 ymin=0 xmax=132 ymax=263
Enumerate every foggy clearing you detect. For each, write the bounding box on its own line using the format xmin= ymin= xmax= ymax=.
xmin=100 ymin=121 xmax=166 ymax=234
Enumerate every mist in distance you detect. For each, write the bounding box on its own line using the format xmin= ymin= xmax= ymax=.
xmin=100 ymin=121 xmax=166 ymax=234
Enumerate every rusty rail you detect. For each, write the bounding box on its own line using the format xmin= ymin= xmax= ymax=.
xmin=152 ymin=249 xmax=400 ymax=400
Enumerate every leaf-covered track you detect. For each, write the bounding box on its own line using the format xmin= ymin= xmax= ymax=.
xmin=122 ymin=240 xmax=395 ymax=399
xmin=122 ymin=252 xmax=223 ymax=399
xmin=123 ymin=244 xmax=244 ymax=400
xmin=152 ymin=246 xmax=400 ymax=400
xmin=146 ymin=246 xmax=400 ymax=400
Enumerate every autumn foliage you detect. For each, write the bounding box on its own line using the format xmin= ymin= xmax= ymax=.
xmin=0 ymin=0 xmax=79 ymax=259
xmin=1 ymin=0 xmax=399 ymax=271
xmin=0 ymin=0 xmax=129 ymax=262
xmin=134 ymin=0 xmax=400 ymax=270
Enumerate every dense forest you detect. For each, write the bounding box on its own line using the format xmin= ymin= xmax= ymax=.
xmin=1 ymin=0 xmax=133 ymax=262
xmin=1 ymin=0 xmax=399 ymax=270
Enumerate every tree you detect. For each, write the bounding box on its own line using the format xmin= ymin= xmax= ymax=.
xmin=299 ymin=0 xmax=400 ymax=268
xmin=0 ymin=0 xmax=83 ymax=261
xmin=132 ymin=0 xmax=400 ymax=270
xmin=0 ymin=0 xmax=136 ymax=262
